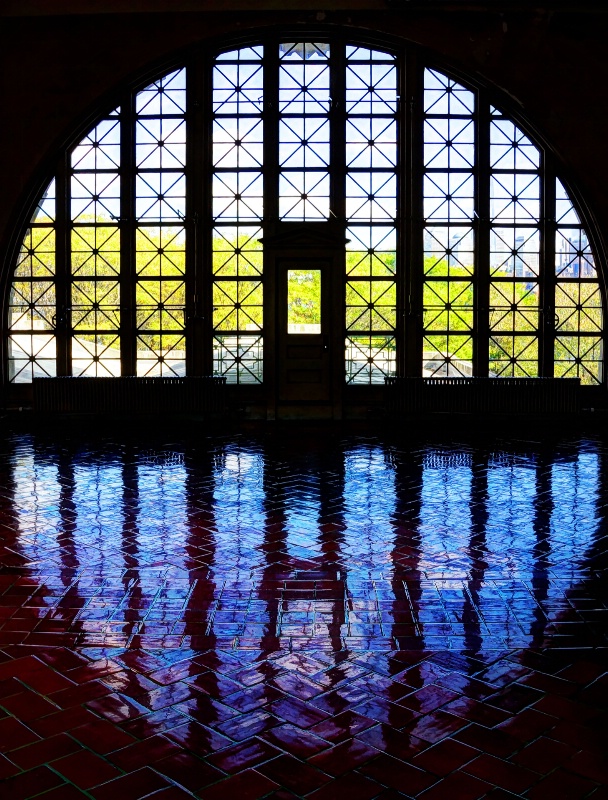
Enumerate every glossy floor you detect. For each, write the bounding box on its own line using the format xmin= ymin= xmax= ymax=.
xmin=0 ymin=424 xmax=606 ymax=798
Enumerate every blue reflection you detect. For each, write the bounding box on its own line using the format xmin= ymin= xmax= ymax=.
xmin=3 ymin=432 xmax=603 ymax=652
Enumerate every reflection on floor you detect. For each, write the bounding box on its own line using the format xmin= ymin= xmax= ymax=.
xmin=0 ymin=426 xmax=606 ymax=798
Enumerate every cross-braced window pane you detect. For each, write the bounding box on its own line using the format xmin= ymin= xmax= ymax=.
xmin=554 ymin=179 xmax=603 ymax=384
xmin=136 ymin=71 xmax=186 ymax=377
xmin=279 ymin=42 xmax=330 ymax=221
xmin=346 ymin=47 xmax=397 ymax=383
xmin=213 ymin=48 xmax=264 ymax=383
xmin=70 ymin=109 xmax=122 ymax=377
xmin=489 ymin=109 xmax=541 ymax=378
xmin=346 ymin=335 xmax=396 ymax=384
xmin=9 ymin=178 xmax=57 ymax=383
xmin=7 ymin=47 xmax=606 ymax=390
xmin=423 ymin=69 xmax=475 ymax=377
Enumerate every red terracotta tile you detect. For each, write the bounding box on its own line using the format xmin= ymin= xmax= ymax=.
xmin=154 ymin=750 xmax=225 ymax=791
xmin=350 ymin=672 xmax=411 ymax=702
xmin=412 ymin=737 xmax=479 ymax=776
xmin=512 ymin=735 xmax=577 ymax=773
xmin=185 ymin=669 xmax=242 ymax=698
xmin=353 ymin=696 xmax=421 ymax=728
xmin=198 ymin=768 xmax=279 ymax=800
xmin=50 ymin=680 xmax=111 ymax=708
xmin=474 ymin=663 xmax=530 ymax=689
xmin=495 ymin=707 xmax=557 ymax=742
xmin=142 ymin=788 xmax=194 ymax=799
xmin=207 ymin=737 xmax=281 ymax=773
xmin=310 ymin=686 xmax=370 ymax=716
xmin=258 ymin=753 xmax=331 ymax=794
xmin=108 ymin=733 xmax=182 ymax=771
xmin=115 ymin=650 xmax=167 ymax=675
xmin=394 ymin=663 xmax=451 ymax=690
xmin=434 ymin=673 xmax=497 ymax=701
xmin=359 ymin=752 xmax=437 ymax=794
xmin=398 ymin=684 xmax=460 ymax=715
xmin=463 ymin=753 xmax=539 ymax=794
xmin=0 ymin=751 xmax=21 ymax=779
xmin=216 ymin=708 xmax=278 ymax=741
xmin=222 ymin=683 xmax=284 ymax=713
xmin=309 ymin=710 xmax=377 ymax=743
xmin=148 ymin=660 xmax=208 ymax=685
xmin=271 ymin=671 xmax=325 ymax=700
xmin=29 ymin=706 xmax=97 ymax=737
xmin=1 ymin=689 xmax=60 ymax=721
xmin=0 ymin=764 xmax=66 ymax=799
xmin=164 ymin=719 xmax=233 ymax=755
xmin=100 ymin=669 xmax=158 ymax=697
xmin=53 ymin=748 xmax=123 ymax=789
xmin=270 ymin=694 xmax=330 ymax=728
xmin=517 ymin=671 xmax=578 ymax=697
xmin=418 ymin=769 xmax=491 ymax=800
xmin=261 ymin=722 xmax=330 ymax=758
xmin=34 ymin=784 xmax=91 ymax=799
xmin=0 ymin=716 xmax=40 ymax=752
xmin=533 ymin=694 xmax=600 ymax=723
xmin=309 ymin=737 xmax=378 ymax=776
xmin=357 ymin=722 xmax=427 ymax=760
xmin=0 ymin=676 xmax=23 ymax=699
xmin=557 ymin=661 xmax=606 ymax=685
xmin=175 ymin=694 xmax=239 ymax=726
xmin=67 ymin=659 xmax=124 ymax=685
xmin=306 ymin=770 xmax=383 ymax=800
xmin=563 ymin=749 xmax=608 ymax=784
xmin=85 ymin=692 xmax=149 ymax=723
xmin=454 ymin=722 xmax=521 ymax=758
xmin=16 ymin=663 xmax=75 ymax=694
xmin=70 ymin=718 xmax=137 ymax=753
xmin=120 ymin=707 xmax=188 ymax=738
xmin=525 ymin=767 xmax=599 ymax=800
xmin=7 ymin=732 xmax=82 ymax=769
xmin=90 ymin=766 xmax=171 ymax=800
xmin=548 ymin=719 xmax=608 ymax=751
xmin=402 ymin=710 xmax=469 ymax=744
xmin=442 ymin=695 xmax=510 ymax=727
xmin=486 ymin=683 xmax=544 ymax=714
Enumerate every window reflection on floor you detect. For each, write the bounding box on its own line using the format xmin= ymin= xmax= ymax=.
xmin=3 ymin=429 xmax=603 ymax=652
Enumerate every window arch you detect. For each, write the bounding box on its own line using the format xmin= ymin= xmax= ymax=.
xmin=7 ymin=35 xmax=605 ymax=387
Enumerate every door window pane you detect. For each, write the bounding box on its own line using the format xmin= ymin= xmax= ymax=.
xmin=287 ymin=269 xmax=321 ymax=333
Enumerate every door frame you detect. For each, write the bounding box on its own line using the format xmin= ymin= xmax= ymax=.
xmin=261 ymin=222 xmax=347 ymax=420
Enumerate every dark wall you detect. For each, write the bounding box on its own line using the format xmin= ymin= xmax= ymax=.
xmin=1 ymin=7 xmax=607 ymax=276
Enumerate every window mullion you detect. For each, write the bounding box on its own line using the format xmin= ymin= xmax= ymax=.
xmin=190 ymin=50 xmax=209 ymax=376
xmin=330 ymin=38 xmax=345 ymax=223
xmin=55 ymin=154 xmax=70 ymax=376
xmin=120 ymin=94 xmax=136 ymax=376
xmin=264 ymin=42 xmax=279 ymax=224
xmin=403 ymin=48 xmax=419 ymax=376
xmin=541 ymin=152 xmax=556 ymax=377
xmin=475 ymin=90 xmax=490 ymax=377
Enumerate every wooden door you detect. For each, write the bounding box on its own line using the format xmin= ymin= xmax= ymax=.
xmin=276 ymin=258 xmax=333 ymax=417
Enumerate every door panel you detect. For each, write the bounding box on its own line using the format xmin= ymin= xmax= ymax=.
xmin=277 ymin=259 xmax=331 ymax=410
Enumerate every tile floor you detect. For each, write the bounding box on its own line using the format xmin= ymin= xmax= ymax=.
xmin=0 ymin=425 xmax=606 ymax=798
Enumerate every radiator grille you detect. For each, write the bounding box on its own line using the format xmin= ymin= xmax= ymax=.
xmin=33 ymin=377 xmax=227 ymax=415
xmin=385 ymin=377 xmax=581 ymax=415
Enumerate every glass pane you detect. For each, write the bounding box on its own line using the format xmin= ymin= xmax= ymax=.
xmin=287 ymin=269 xmax=321 ymax=334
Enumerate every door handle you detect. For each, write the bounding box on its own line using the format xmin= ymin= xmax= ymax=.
xmin=323 ymin=335 xmax=329 ymax=352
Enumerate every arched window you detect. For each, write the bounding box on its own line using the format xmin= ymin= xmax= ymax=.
xmin=7 ymin=36 xmax=605 ymax=389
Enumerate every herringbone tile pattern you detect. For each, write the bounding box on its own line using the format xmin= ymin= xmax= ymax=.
xmin=0 ymin=426 xmax=606 ymax=797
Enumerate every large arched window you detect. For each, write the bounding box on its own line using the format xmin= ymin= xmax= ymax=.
xmin=7 ymin=34 xmax=605 ymax=388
